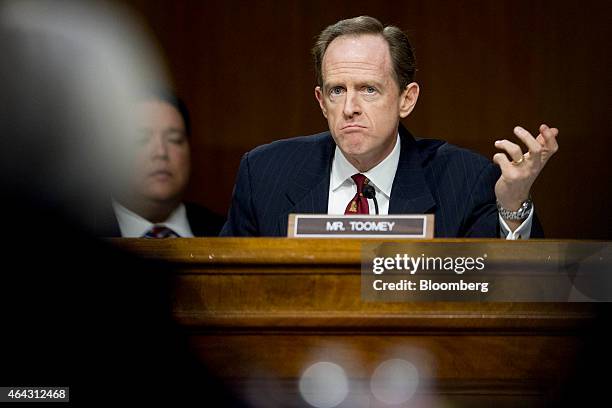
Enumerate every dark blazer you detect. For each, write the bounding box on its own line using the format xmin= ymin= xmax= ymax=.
xmin=96 ymin=202 xmax=225 ymax=237
xmin=221 ymin=125 xmax=543 ymax=238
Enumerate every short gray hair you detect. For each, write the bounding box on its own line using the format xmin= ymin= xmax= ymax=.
xmin=312 ymin=16 xmax=417 ymax=91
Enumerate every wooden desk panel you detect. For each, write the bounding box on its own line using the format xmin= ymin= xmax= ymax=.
xmin=114 ymin=238 xmax=599 ymax=406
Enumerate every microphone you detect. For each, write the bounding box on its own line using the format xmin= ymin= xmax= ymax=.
xmin=362 ymin=184 xmax=379 ymax=215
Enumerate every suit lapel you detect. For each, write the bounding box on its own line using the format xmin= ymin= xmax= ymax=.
xmin=276 ymin=134 xmax=335 ymax=234
xmin=389 ymin=126 xmax=436 ymax=215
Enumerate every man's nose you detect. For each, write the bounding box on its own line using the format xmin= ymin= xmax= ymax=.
xmin=150 ymin=135 xmax=169 ymax=159
xmin=342 ymin=91 xmax=361 ymax=118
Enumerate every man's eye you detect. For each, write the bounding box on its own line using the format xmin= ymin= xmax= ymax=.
xmin=330 ymin=87 xmax=344 ymax=95
xmin=365 ymin=86 xmax=377 ymax=94
xmin=167 ymin=133 xmax=186 ymax=144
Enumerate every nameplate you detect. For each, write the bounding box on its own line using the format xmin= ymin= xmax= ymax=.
xmin=287 ymin=214 xmax=434 ymax=238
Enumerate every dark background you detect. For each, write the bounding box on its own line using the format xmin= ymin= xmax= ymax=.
xmin=121 ymin=0 xmax=611 ymax=239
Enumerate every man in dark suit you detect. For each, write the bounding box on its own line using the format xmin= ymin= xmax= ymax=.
xmin=221 ymin=16 xmax=558 ymax=238
xmin=101 ymin=91 xmax=224 ymax=237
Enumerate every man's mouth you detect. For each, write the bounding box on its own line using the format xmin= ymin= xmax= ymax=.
xmin=341 ymin=124 xmax=366 ymax=130
xmin=149 ymin=170 xmax=172 ymax=178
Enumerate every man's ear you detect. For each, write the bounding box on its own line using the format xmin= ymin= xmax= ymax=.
xmin=399 ymin=82 xmax=419 ymax=118
xmin=315 ymin=86 xmax=327 ymax=118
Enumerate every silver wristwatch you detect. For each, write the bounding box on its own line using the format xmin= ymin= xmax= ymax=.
xmin=496 ymin=198 xmax=533 ymax=221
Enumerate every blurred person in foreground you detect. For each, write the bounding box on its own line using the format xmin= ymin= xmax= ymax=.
xmin=99 ymin=90 xmax=225 ymax=238
xmin=221 ymin=16 xmax=559 ymax=239
xmin=0 ymin=1 xmax=241 ymax=405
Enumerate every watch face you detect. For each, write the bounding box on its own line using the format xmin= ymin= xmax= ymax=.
xmin=518 ymin=200 xmax=533 ymax=219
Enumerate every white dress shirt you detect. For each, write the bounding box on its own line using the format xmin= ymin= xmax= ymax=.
xmin=112 ymin=201 xmax=194 ymax=238
xmin=327 ymin=134 xmax=533 ymax=239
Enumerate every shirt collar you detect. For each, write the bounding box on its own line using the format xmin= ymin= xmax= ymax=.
xmin=330 ymin=133 xmax=401 ymax=199
xmin=112 ymin=200 xmax=194 ymax=238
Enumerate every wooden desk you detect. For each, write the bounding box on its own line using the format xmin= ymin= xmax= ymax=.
xmin=115 ymin=238 xmax=600 ymax=407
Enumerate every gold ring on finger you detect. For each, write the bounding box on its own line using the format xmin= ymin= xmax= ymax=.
xmin=512 ymin=152 xmax=530 ymax=166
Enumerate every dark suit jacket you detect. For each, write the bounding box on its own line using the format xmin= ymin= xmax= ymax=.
xmin=221 ymin=125 xmax=543 ymax=237
xmin=95 ymin=202 xmax=225 ymax=237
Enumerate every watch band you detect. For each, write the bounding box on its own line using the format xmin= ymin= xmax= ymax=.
xmin=496 ymin=198 xmax=533 ymax=221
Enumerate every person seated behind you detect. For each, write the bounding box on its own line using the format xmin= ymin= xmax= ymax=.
xmin=104 ymin=91 xmax=224 ymax=237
